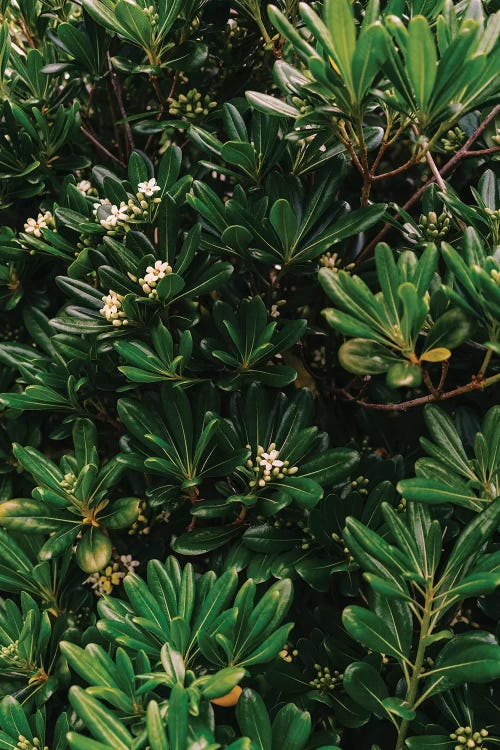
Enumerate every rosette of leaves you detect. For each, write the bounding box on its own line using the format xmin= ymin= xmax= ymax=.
xmin=0 ymin=418 xmax=140 ymax=573
xmin=255 ymin=0 xmax=500 ymax=136
xmin=0 ymin=592 xmax=70 ymax=705
xmin=82 ymin=0 xmax=208 ymax=75
xmin=320 ymin=243 xmax=473 ymax=387
xmin=0 ymin=307 xmax=122 ymax=417
xmin=200 ymin=296 xmax=307 ymax=389
xmin=189 ymin=105 xmax=288 ymax=187
xmin=97 ymin=555 xmax=294 ymax=673
xmin=188 ymin=166 xmax=385 ymax=272
xmin=65 ymin=687 xmax=338 ymax=750
xmin=18 ymin=149 xmax=231 ymax=338
xmin=0 ymin=696 xmax=69 ymax=750
xmin=0 ymin=529 xmax=79 ymax=614
xmin=398 ymin=404 xmax=500 ymax=512
xmin=171 ymin=385 xmax=359 ymax=557
xmin=440 ymin=226 xmax=500 ymax=355
xmin=117 ymin=382 xmax=249 ymax=509
xmin=338 ymin=500 xmax=500 ymax=747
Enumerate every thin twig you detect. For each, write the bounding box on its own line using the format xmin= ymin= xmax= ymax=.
xmin=107 ymin=53 xmax=135 ymax=155
xmin=80 ymin=125 xmax=126 ymax=167
xmin=356 ymin=105 xmax=500 ymax=264
xmin=336 ymin=372 xmax=500 ymax=412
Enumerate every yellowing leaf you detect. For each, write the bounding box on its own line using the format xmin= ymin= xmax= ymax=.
xmin=420 ymin=347 xmax=451 ymax=363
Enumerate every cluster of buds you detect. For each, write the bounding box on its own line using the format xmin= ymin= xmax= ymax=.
xmin=138 ymin=260 xmax=173 ymax=298
xmin=351 ymin=475 xmax=369 ymax=496
xmin=312 ymin=346 xmax=326 ymax=367
xmin=60 ymin=472 xmax=77 ymax=492
xmin=490 ymin=268 xmax=500 ymax=284
xmin=246 ymin=443 xmax=298 ymax=488
xmin=99 ymin=291 xmax=129 ymax=327
xmin=128 ymin=500 xmax=151 ymax=536
xmin=24 ymin=210 xmax=55 ymax=238
xmin=0 ymin=639 xmax=21 ymax=664
xmin=449 ymin=727 xmax=488 ymax=750
xmin=143 ymin=4 xmax=159 ymax=24
xmin=441 ymin=126 xmax=467 ymax=152
xmin=319 ymin=252 xmax=355 ymax=273
xmin=16 ymin=737 xmax=48 ymax=750
xmin=297 ymin=519 xmax=316 ymax=550
xmin=418 ymin=211 xmax=451 ymax=240
xmin=485 ymin=207 xmax=500 ymax=221
xmin=167 ymin=89 xmax=217 ymax=121
xmin=279 ymin=644 xmax=299 ymax=663
xmin=309 ymin=664 xmax=343 ymax=692
xmin=331 ymin=532 xmax=355 ymax=562
xmin=291 ymin=95 xmax=314 ymax=116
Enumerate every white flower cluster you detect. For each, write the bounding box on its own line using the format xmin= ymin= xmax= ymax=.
xmin=60 ymin=472 xmax=77 ymax=491
xmin=319 ymin=252 xmax=355 ymax=273
xmin=246 ymin=443 xmax=298 ymax=488
xmin=93 ymin=179 xmax=161 ymax=233
xmin=139 ymin=259 xmax=173 ymax=297
xmin=99 ymin=291 xmax=129 ymax=326
xmin=24 ymin=211 xmax=55 ymax=238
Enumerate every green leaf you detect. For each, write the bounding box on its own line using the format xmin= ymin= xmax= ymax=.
xmin=172 ymin=526 xmax=243 ymax=555
xmin=236 ymin=689 xmax=272 ymax=750
xmin=406 ymin=16 xmax=437 ymax=111
xmin=424 ymin=632 xmax=500 ymax=696
xmin=69 ymin=687 xmax=133 ymax=749
xmin=342 ymin=662 xmax=389 ymax=716
xmin=342 ymin=605 xmax=410 ymax=664
xmin=339 ymin=338 xmax=399 ymax=374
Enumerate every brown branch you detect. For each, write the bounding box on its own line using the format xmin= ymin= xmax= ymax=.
xmin=336 ymin=372 xmax=500 ymax=412
xmin=80 ymin=125 xmax=126 ymax=168
xmin=356 ymin=105 xmax=500 ymax=265
xmin=107 ymin=54 xmax=135 ymax=156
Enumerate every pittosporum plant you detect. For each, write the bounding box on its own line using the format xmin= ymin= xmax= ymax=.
xmin=0 ymin=0 xmax=498 ymax=747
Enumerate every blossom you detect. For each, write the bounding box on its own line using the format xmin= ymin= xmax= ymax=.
xmin=137 ymin=178 xmax=161 ymax=197
xmin=99 ymin=202 xmax=129 ymax=230
xmin=247 ymin=442 xmax=299 ymax=488
xmin=77 ymin=179 xmax=92 ymax=194
xmin=139 ymin=260 xmax=173 ymax=297
xmin=24 ymin=211 xmax=55 ymax=238
xmin=119 ymin=554 xmax=140 ymax=573
xmin=85 ymin=563 xmax=125 ymax=596
xmin=99 ymin=291 xmax=128 ymax=326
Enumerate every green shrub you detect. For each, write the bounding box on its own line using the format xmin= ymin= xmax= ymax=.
xmin=0 ymin=0 xmax=498 ymax=748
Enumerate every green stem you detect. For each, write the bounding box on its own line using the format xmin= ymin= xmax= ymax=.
xmin=395 ymin=585 xmax=434 ymax=750
xmin=478 ymin=346 xmax=493 ymax=378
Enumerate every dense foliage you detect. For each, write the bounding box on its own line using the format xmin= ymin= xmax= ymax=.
xmin=0 ymin=0 xmax=498 ymax=748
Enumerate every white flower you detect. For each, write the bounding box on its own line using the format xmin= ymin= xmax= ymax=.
xmin=24 ymin=211 xmax=55 ymax=238
xmin=139 ymin=260 xmax=173 ymax=297
xmin=77 ymin=179 xmax=92 ymax=194
xmin=137 ymin=178 xmax=161 ymax=197
xmin=99 ymin=202 xmax=130 ymax=230
xmin=119 ymin=554 xmax=140 ymax=573
xmin=247 ymin=442 xmax=299 ymax=488
xmin=99 ymin=291 xmax=128 ymax=326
